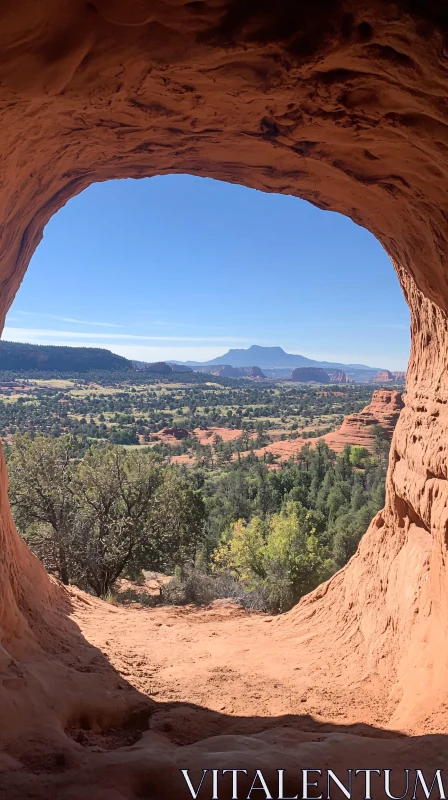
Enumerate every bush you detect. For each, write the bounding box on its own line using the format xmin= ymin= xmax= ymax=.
xmin=213 ymin=502 xmax=332 ymax=613
xmin=349 ymin=445 xmax=370 ymax=467
xmin=160 ymin=566 xmax=268 ymax=611
xmin=114 ymin=588 xmax=160 ymax=607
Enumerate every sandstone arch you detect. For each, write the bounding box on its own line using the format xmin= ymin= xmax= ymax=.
xmin=2 ymin=0 xmax=448 ymax=795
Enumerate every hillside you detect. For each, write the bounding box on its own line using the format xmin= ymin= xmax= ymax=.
xmin=0 ymin=340 xmax=133 ymax=372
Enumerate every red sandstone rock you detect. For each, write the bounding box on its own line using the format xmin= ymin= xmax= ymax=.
xmin=324 ymin=388 xmax=404 ymax=452
xmin=1 ymin=1 xmax=448 ymax=794
xmin=374 ymin=369 xmax=394 ymax=383
xmin=328 ymin=370 xmax=349 ymax=383
xmin=193 ymin=427 xmax=253 ymax=446
xmin=151 ymin=426 xmax=190 ymax=443
xmin=252 ymin=389 xmax=404 ymax=461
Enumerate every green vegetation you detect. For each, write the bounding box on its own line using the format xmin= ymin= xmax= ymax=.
xmin=0 ymin=371 xmax=375 ymax=448
xmin=214 ymin=504 xmax=330 ymax=613
xmin=196 ymin=437 xmax=387 ymax=610
xmin=7 ymin=432 xmax=388 ymax=612
xmin=8 ymin=434 xmax=204 ymax=596
xmin=3 ymin=372 xmax=391 ymax=613
xmin=0 ymin=341 xmax=132 ymax=371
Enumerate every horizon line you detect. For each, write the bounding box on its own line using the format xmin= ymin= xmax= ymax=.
xmin=0 ymin=337 xmax=408 ymax=372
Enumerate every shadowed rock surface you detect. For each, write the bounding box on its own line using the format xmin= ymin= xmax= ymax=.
xmin=144 ymin=361 xmax=173 ymax=374
xmin=328 ymin=370 xmax=349 ymax=383
xmin=2 ymin=1 xmax=448 ymax=796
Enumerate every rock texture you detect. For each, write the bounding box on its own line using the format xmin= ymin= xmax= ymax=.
xmin=150 ymin=427 xmax=190 ymax=443
xmin=324 ymin=388 xmax=404 ymax=452
xmin=328 ymin=370 xmax=350 ymax=383
xmin=252 ymin=388 xmax=403 ymax=460
xmin=193 ymin=426 xmax=255 ymax=446
xmin=2 ymin=0 xmax=448 ymax=794
xmin=375 ymin=369 xmax=394 ymax=383
xmin=247 ymin=365 xmax=266 ymax=379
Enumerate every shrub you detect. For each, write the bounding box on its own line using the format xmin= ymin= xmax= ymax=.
xmin=160 ymin=565 xmax=268 ymax=611
xmin=213 ymin=502 xmax=332 ymax=613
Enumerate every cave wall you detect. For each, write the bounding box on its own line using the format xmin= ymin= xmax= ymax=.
xmin=1 ymin=0 xmax=448 ymax=740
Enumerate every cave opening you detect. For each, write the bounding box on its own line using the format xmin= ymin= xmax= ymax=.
xmin=2 ymin=1 xmax=448 ymax=796
xmin=3 ymin=172 xmax=409 ymax=602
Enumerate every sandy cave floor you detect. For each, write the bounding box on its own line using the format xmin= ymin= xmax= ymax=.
xmin=69 ymin=593 xmax=396 ymax=745
xmin=4 ymin=589 xmax=446 ymax=800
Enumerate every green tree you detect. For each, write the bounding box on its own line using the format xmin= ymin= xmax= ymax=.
xmin=373 ymin=425 xmax=391 ymax=465
xmin=9 ymin=435 xmax=205 ymax=598
xmin=332 ymin=505 xmax=376 ymax=569
xmin=7 ymin=433 xmax=78 ymax=584
xmin=349 ymin=446 xmax=370 ymax=467
xmin=146 ymin=470 xmax=206 ymax=575
xmin=214 ymin=502 xmax=331 ymax=612
xmin=70 ymin=444 xmax=164 ymax=596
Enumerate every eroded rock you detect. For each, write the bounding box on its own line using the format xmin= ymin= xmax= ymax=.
xmin=1 ymin=0 xmax=448 ymax=794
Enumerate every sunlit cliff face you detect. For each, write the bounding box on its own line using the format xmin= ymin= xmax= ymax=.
xmin=2 ymin=1 xmax=448 ymax=796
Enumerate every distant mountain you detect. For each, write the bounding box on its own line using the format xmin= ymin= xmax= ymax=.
xmin=0 ymin=341 xmax=132 ymax=372
xmin=170 ymin=345 xmax=382 ymax=372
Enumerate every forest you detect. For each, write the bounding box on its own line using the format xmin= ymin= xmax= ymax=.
xmin=7 ymin=426 xmax=389 ymax=613
xmin=1 ymin=371 xmax=392 ymax=613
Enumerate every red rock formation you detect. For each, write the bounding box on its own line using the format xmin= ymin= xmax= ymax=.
xmin=2 ymin=1 xmax=448 ymax=794
xmin=252 ymin=389 xmax=403 ymax=460
xmin=374 ymin=369 xmax=394 ymax=383
xmin=392 ymin=371 xmax=407 ymax=383
xmin=328 ymin=370 xmax=349 ymax=383
xmin=193 ymin=427 xmax=254 ymax=446
xmin=151 ymin=427 xmax=190 ymax=443
xmin=323 ymin=389 xmax=404 ymax=453
xmin=367 ymin=389 xmax=405 ymax=436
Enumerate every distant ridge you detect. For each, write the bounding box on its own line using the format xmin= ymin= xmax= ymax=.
xmin=169 ymin=345 xmax=382 ymax=373
xmin=0 ymin=341 xmax=132 ymax=372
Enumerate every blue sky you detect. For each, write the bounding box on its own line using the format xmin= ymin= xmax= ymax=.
xmin=5 ymin=175 xmax=410 ymax=370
